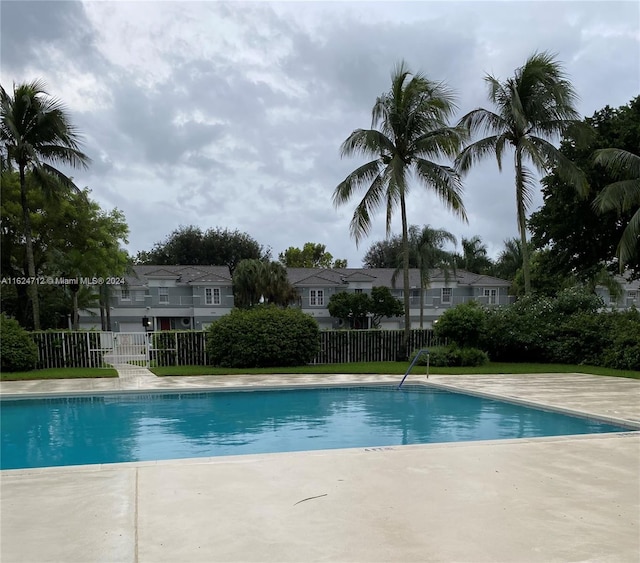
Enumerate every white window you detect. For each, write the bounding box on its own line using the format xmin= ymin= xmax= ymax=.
xmin=355 ymin=288 xmax=363 ymax=294
xmin=205 ymin=288 xmax=221 ymax=305
xmin=484 ymin=288 xmax=498 ymax=304
xmin=158 ymin=287 xmax=169 ymax=304
xmin=120 ymin=289 xmax=130 ymax=301
xmin=441 ymin=287 xmax=452 ymax=304
xmin=135 ymin=290 xmax=145 ymax=302
xmin=310 ymin=289 xmax=324 ymax=306
xmin=629 ymin=291 xmax=637 ymax=302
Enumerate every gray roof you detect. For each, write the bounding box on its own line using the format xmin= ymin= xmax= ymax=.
xmin=286 ymin=267 xmax=511 ymax=288
xmin=124 ymin=265 xmax=510 ymax=289
xmin=126 ymin=265 xmax=232 ymax=286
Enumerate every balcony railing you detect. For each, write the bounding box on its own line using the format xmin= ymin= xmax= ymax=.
xmin=407 ymin=295 xmax=514 ymax=307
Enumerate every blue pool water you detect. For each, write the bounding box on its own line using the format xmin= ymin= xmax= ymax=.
xmin=0 ymin=386 xmax=630 ymax=470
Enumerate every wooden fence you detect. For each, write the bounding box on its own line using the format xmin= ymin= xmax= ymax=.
xmin=29 ymin=329 xmax=444 ymax=369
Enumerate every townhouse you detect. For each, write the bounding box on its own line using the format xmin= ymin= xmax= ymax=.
xmin=78 ymin=265 xmax=513 ymax=331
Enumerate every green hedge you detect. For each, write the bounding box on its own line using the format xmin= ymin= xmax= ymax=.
xmin=1 ymin=313 xmax=38 ymax=371
xmin=206 ymin=305 xmax=320 ymax=368
xmin=439 ymin=289 xmax=640 ymax=371
xmin=411 ymin=345 xmax=488 ymax=367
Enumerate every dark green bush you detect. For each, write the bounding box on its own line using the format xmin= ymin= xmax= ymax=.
xmin=600 ymin=309 xmax=640 ymax=371
xmin=1 ymin=313 xmax=38 ymax=372
xmin=410 ymin=345 xmax=488 ymax=367
xmin=206 ymin=305 xmax=320 ymax=367
xmin=434 ymin=301 xmax=486 ymax=348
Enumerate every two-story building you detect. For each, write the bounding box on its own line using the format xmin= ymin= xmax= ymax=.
xmin=596 ymin=276 xmax=640 ymax=310
xmin=79 ymin=265 xmax=234 ymax=332
xmin=78 ymin=265 xmax=513 ymax=331
xmin=288 ymin=267 xmax=513 ymax=329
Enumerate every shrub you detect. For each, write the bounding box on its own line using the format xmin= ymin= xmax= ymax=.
xmin=206 ymin=305 xmax=320 ymax=368
xmin=410 ymin=345 xmax=488 ymax=367
xmin=0 ymin=314 xmax=38 ymax=372
xmin=600 ymin=309 xmax=640 ymax=371
xmin=434 ymin=301 xmax=486 ymax=348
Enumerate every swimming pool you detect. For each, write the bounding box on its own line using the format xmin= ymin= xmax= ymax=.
xmin=1 ymin=385 xmax=630 ymax=470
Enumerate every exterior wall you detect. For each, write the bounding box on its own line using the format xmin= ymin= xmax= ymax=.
xmin=78 ymin=267 xmax=518 ymax=332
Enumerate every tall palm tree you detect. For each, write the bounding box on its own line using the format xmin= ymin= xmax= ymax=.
xmin=333 ymin=61 xmax=467 ymax=356
xmin=494 ymin=237 xmax=524 ymax=281
xmin=410 ymin=225 xmax=457 ymax=328
xmin=456 ymin=51 xmax=588 ymax=295
xmin=458 ymin=235 xmax=493 ymax=274
xmin=1 ymin=80 xmax=90 ymax=329
xmin=593 ymin=148 xmax=640 ymax=269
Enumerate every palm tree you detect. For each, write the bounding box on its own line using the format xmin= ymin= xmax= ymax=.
xmin=333 ymin=61 xmax=467 ymax=356
xmin=1 ymin=80 xmax=90 ymax=329
xmin=593 ymin=148 xmax=640 ymax=269
xmin=409 ymin=225 xmax=457 ymax=328
xmin=458 ymin=235 xmax=493 ymax=274
xmin=456 ymin=51 xmax=588 ymax=295
xmin=494 ymin=237 xmax=524 ymax=281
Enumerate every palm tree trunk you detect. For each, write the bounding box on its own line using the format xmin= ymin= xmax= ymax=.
xmin=419 ymin=279 xmax=425 ymax=328
xmin=71 ymin=284 xmax=79 ymax=330
xmin=19 ymin=166 xmax=40 ymax=330
xmin=400 ymin=193 xmax=411 ymax=359
xmin=515 ymin=149 xmax=531 ymax=295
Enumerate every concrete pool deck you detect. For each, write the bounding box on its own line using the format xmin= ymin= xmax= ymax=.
xmin=1 ymin=372 xmax=639 ymax=562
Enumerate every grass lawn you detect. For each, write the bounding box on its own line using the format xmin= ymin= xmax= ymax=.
xmin=151 ymin=362 xmax=640 ymax=379
xmin=1 ymin=367 xmax=119 ymax=381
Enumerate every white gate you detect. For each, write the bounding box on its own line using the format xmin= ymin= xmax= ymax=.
xmin=103 ymin=332 xmax=150 ymax=367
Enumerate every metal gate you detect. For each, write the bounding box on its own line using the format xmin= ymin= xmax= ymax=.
xmin=102 ymin=332 xmax=150 ymax=368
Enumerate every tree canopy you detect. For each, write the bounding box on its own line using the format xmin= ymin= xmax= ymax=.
xmin=279 ymin=242 xmax=347 ymax=268
xmin=530 ymin=97 xmax=640 ymax=281
xmin=456 ymin=51 xmax=589 ymax=294
xmin=135 ymin=225 xmax=268 ymax=273
xmin=1 ymin=80 xmax=91 ymax=329
xmin=1 ymin=170 xmax=129 ymax=328
xmin=333 ymin=61 xmax=467 ymax=356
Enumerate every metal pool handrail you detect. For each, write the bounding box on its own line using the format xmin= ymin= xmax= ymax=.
xmin=398 ymin=349 xmax=430 ymax=389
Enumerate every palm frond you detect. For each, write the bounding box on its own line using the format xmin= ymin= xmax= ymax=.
xmin=340 ymin=129 xmax=395 ymax=160
xmin=348 ymin=167 xmax=392 ymax=244
xmin=526 ymin=136 xmax=589 ymax=196
xmin=594 ymin=180 xmax=640 ymax=214
xmin=414 ymin=158 xmax=467 ymax=221
xmin=514 ymin=159 xmax=536 ymax=213
xmin=455 ymin=135 xmax=503 ymax=173
xmin=617 ymin=207 xmax=640 ymax=266
xmin=594 ymin=148 xmax=640 ymax=179
xmin=332 ymin=160 xmax=383 ymax=206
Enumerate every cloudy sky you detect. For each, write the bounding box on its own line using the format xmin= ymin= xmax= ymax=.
xmin=2 ymin=1 xmax=638 ymax=267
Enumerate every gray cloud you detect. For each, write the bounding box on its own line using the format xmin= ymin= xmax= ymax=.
xmin=1 ymin=0 xmax=638 ymax=268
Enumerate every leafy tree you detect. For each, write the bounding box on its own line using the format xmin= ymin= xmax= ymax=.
xmin=136 ymin=225 xmax=268 ymax=272
xmin=279 ymin=242 xmax=347 ymax=268
xmin=1 ymin=80 xmax=90 ymax=329
xmin=530 ymin=97 xmax=640 ymax=281
xmin=233 ymin=259 xmax=296 ymax=309
xmin=369 ymin=286 xmax=403 ymax=328
xmin=456 ymin=51 xmax=589 ymax=295
xmin=362 ymin=235 xmax=405 ymax=268
xmin=327 ymin=287 xmax=403 ymax=329
xmin=333 ymin=61 xmax=467 ymax=356
xmin=592 ymin=148 xmax=640 ymax=269
xmin=47 ymin=191 xmax=129 ymax=329
xmin=327 ymin=292 xmax=372 ymax=328
xmin=1 ymin=171 xmax=128 ymax=329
